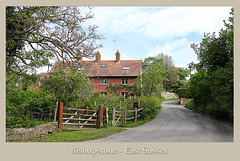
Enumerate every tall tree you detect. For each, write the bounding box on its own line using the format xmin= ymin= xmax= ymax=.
xmin=6 ymin=6 xmax=103 ymax=82
xmin=178 ymin=67 xmax=190 ymax=81
xmin=164 ymin=67 xmax=179 ymax=90
xmin=188 ymin=8 xmax=233 ymax=121
xmin=155 ymin=53 xmax=179 ymax=90
xmin=142 ymin=57 xmax=168 ymax=96
xmin=155 ymin=53 xmax=174 ymax=70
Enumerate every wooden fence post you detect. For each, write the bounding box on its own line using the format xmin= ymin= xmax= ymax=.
xmin=106 ymin=107 xmax=109 ymax=125
xmin=54 ymin=102 xmax=58 ymax=122
xmin=97 ymin=105 xmax=104 ymax=129
xmin=124 ymin=109 xmax=127 ymax=126
xmin=122 ymin=109 xmax=124 ymax=126
xmin=112 ymin=108 xmax=115 ymax=125
xmin=58 ymin=102 xmax=63 ymax=132
xmin=138 ymin=99 xmax=140 ymax=109
xmin=122 ymin=109 xmax=126 ymax=126
xmin=135 ymin=108 xmax=138 ymax=122
xmin=86 ymin=106 xmax=89 ymax=115
xmin=120 ymin=101 xmax=121 ymax=110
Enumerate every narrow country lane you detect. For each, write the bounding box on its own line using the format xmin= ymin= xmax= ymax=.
xmin=87 ymin=100 xmax=233 ymax=142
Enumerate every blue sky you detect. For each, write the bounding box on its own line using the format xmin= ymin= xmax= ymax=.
xmin=37 ymin=6 xmax=232 ymax=73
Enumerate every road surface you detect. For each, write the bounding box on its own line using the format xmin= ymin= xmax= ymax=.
xmin=87 ymin=100 xmax=233 ymax=142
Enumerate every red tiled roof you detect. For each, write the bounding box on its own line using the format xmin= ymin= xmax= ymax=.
xmin=51 ymin=60 xmax=142 ymax=77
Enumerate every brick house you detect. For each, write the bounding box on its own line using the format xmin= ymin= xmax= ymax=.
xmin=30 ymin=72 xmax=49 ymax=89
xmin=39 ymin=51 xmax=142 ymax=97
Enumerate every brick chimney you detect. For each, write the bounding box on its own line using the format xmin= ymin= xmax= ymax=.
xmin=115 ymin=50 xmax=120 ymax=63
xmin=95 ymin=51 xmax=101 ymax=63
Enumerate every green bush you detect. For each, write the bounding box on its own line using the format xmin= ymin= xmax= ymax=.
xmin=6 ymin=88 xmax=55 ymax=128
xmin=76 ymin=93 xmax=125 ymax=109
xmin=140 ymin=96 xmax=162 ymax=119
xmin=185 ymin=101 xmax=194 ymax=110
xmin=6 ymin=104 xmax=31 ymax=128
xmin=177 ymin=88 xmax=191 ymax=98
xmin=185 ymin=100 xmax=233 ymax=122
xmin=185 ymin=101 xmax=203 ymax=113
xmin=205 ymin=103 xmax=233 ymax=121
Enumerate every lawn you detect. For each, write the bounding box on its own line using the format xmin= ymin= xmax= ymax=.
xmin=12 ymin=119 xmax=151 ymax=142
xmin=19 ymin=126 xmax=126 ymax=142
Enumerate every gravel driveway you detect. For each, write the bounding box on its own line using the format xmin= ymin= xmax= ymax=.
xmin=87 ymin=100 xmax=233 ymax=142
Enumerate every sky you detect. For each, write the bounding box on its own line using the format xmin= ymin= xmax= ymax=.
xmin=37 ymin=6 xmax=232 ymax=73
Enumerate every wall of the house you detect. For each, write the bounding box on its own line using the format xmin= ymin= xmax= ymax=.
xmin=90 ymin=77 xmax=137 ymax=94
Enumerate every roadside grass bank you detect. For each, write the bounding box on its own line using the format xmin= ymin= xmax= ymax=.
xmin=124 ymin=119 xmax=150 ymax=128
xmin=185 ymin=100 xmax=233 ymax=124
xmin=124 ymin=108 xmax=161 ymax=128
xmin=166 ymin=98 xmax=179 ymax=101
xmin=9 ymin=126 xmax=126 ymax=142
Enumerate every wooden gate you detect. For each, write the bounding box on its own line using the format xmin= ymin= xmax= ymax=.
xmin=111 ymin=100 xmax=142 ymax=126
xmin=112 ymin=108 xmax=126 ymax=126
xmin=58 ymin=102 xmax=103 ymax=132
xmin=112 ymin=108 xmax=144 ymax=126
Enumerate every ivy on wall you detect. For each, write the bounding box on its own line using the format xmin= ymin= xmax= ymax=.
xmin=106 ymin=84 xmax=134 ymax=95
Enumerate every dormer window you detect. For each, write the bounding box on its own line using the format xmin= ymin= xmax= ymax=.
xmin=122 ymin=67 xmax=130 ymax=70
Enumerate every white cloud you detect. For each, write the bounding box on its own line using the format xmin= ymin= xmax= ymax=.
xmin=147 ymin=38 xmax=189 ymax=56
xmin=88 ymin=6 xmax=231 ymax=67
xmin=91 ymin=6 xmax=231 ymax=39
xmin=146 ymin=38 xmax=199 ymax=68
xmin=37 ymin=6 xmax=231 ymax=73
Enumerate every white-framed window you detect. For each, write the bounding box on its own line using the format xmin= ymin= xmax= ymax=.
xmin=122 ymin=78 xmax=128 ymax=85
xmin=78 ymin=67 xmax=84 ymax=71
xmin=101 ymin=78 xmax=107 ymax=85
xmin=121 ymin=92 xmax=128 ymax=99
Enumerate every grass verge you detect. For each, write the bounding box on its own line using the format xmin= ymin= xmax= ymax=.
xmin=13 ymin=126 xmax=126 ymax=142
xmin=124 ymin=108 xmax=161 ymax=128
xmin=167 ymin=98 xmax=179 ymax=101
xmin=124 ymin=119 xmax=151 ymax=128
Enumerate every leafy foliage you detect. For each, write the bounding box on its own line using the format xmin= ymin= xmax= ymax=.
xmin=155 ymin=53 xmax=180 ymax=90
xmin=164 ymin=67 xmax=179 ymax=90
xmin=6 ymin=6 xmax=103 ymax=83
xmin=178 ymin=67 xmax=190 ymax=81
xmin=171 ymin=67 xmax=190 ymax=93
xmin=41 ymin=68 xmax=93 ymax=104
xmin=6 ymin=86 xmax=55 ymax=128
xmin=140 ymin=96 xmax=162 ymax=119
xmin=106 ymin=78 xmax=142 ymax=97
xmin=142 ymin=57 xmax=169 ymax=96
xmin=106 ymin=84 xmax=133 ymax=96
xmin=188 ymin=8 xmax=233 ymax=121
xmin=177 ymin=88 xmax=191 ymax=98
